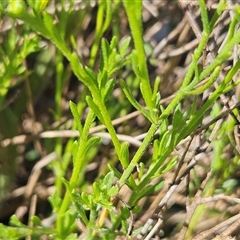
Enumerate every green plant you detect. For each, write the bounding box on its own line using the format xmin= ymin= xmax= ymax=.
xmin=1 ymin=0 xmax=240 ymax=239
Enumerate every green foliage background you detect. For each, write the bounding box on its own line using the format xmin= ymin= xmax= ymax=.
xmin=0 ymin=0 xmax=240 ymax=239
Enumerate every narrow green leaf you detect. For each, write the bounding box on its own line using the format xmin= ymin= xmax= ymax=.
xmin=84 ymin=136 xmax=101 ymax=155
xmin=209 ymin=0 xmax=227 ymax=31
xmin=108 ymin=164 xmax=122 ymax=179
xmin=159 ymin=115 xmax=168 ymax=134
xmin=158 ymin=130 xmax=171 ymax=154
xmin=10 ymin=215 xmax=26 ymax=227
xmin=93 ymin=182 xmax=101 ymax=199
xmin=30 ymin=216 xmax=42 ymax=227
xmin=133 ymin=180 xmax=164 ymax=203
xmin=180 ymin=113 xmax=204 ymax=140
xmin=42 ymin=12 xmax=71 ymax=59
xmin=102 ymin=0 xmax=112 ymax=33
xmin=108 ymin=48 xmax=117 ymax=70
xmin=101 ymin=38 xmax=110 ymax=67
xmin=183 ymin=97 xmax=197 ymax=120
xmin=110 ymin=36 xmax=117 ymax=50
xmin=99 ymin=47 xmax=105 ymax=71
xmin=103 ymin=78 xmax=116 ymax=101
xmin=98 ymin=69 xmax=108 ymax=89
xmin=120 ymin=79 xmax=151 ymax=121
xmin=120 ymin=142 xmax=130 ymax=168
xmin=152 ymin=76 xmax=161 ymax=104
xmin=120 ymin=206 xmax=130 ymax=219
xmin=69 ymin=101 xmax=83 ymax=135
xmin=119 ymin=37 xmax=131 ymax=57
xmin=71 ymin=140 xmax=78 ymax=164
xmin=99 ymin=199 xmax=113 ymax=209
xmin=108 ymin=186 xmax=118 ymax=196
xmin=199 ymin=0 xmax=210 ymax=34
xmin=150 ymin=108 xmax=159 ymax=123
xmin=81 ymin=192 xmax=91 ymax=207
xmin=188 ymin=66 xmax=221 ymax=95
xmin=42 ymin=11 xmax=54 ymax=36
xmin=0 ymin=224 xmax=31 ymax=239
xmin=62 ymin=177 xmax=71 ymax=192
xmin=132 ymin=205 xmax=142 ymax=214
xmin=137 ymin=162 xmax=145 ymax=181
xmin=71 ymin=192 xmax=89 ymax=225
xmin=131 ymin=51 xmax=141 ymax=77
xmin=102 ymin=171 xmax=115 ymax=189
xmin=108 ymin=57 xmax=130 ymax=76
xmin=48 ymin=191 xmax=62 ymax=212
xmin=70 ymin=53 xmax=92 ymax=86
xmin=152 ymin=139 xmax=160 ymax=162
xmin=156 ymin=156 xmax=178 ymax=176
xmin=65 ymin=234 xmax=78 ymax=240
xmin=172 ymin=105 xmax=185 ymax=130
xmin=84 ymin=66 xmax=97 ymax=84
xmin=86 ymin=96 xmax=105 ymax=124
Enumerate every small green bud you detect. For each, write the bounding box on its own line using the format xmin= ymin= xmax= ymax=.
xmin=7 ymin=0 xmax=27 ymax=18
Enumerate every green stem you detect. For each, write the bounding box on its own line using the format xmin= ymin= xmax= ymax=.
xmin=117 ymin=10 xmax=214 ymax=188
xmin=89 ymin=0 xmax=111 ymax=67
xmin=141 ymin=147 xmax=175 ymax=189
xmin=122 ymin=0 xmax=153 ymax=110
xmin=199 ymin=0 xmax=210 ymax=34
xmin=188 ymin=66 xmax=221 ymax=95
xmin=209 ymin=0 xmax=227 ymax=31
xmin=54 ymin=51 xmax=66 ymax=198
xmin=136 ymin=59 xmax=240 ymax=194
xmin=94 ymin=95 xmax=122 ymax=157
xmin=119 ymin=4 xmax=240 ymax=193
xmin=118 ymin=123 xmax=159 ymax=188
xmin=56 ymin=109 xmax=95 ymax=238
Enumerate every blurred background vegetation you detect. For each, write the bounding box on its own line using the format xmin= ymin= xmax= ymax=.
xmin=0 ymin=0 xmax=240 ymax=239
